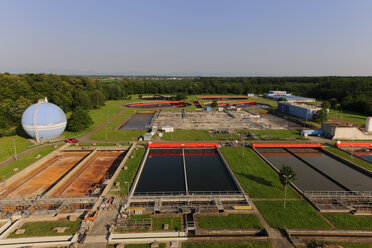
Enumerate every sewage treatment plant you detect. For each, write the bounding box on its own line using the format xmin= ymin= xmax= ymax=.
xmin=0 ymin=94 xmax=371 ymax=248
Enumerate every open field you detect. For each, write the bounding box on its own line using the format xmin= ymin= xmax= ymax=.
xmin=198 ymin=214 xmax=262 ymax=229
xmin=110 ymin=148 xmax=145 ymax=197
xmin=220 ymin=147 xmax=299 ymax=199
xmin=63 ymin=100 xmax=124 ymax=138
xmin=183 ymin=241 xmax=272 ymax=248
xmin=323 ymin=213 xmax=372 ymax=229
xmin=324 ymin=146 xmax=372 ymax=172
xmin=0 ymin=145 xmax=56 ymax=180
xmin=89 ymin=109 xmax=148 ymax=141
xmin=8 ymin=219 xmax=81 ymax=238
xmin=329 ymin=109 xmax=367 ymax=126
xmin=0 ymin=136 xmax=32 ymax=163
xmin=254 ymin=200 xmax=332 ymax=229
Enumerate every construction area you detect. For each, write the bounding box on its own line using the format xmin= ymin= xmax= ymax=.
xmin=152 ymin=110 xmax=296 ymax=130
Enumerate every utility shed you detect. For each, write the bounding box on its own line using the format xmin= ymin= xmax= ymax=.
xmin=162 ymin=125 xmax=174 ymax=132
xmin=143 ymin=133 xmax=153 ymax=141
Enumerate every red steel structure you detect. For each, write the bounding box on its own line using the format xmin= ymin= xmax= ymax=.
xmin=128 ymin=100 xmax=185 ymax=107
xmin=336 ymin=142 xmax=372 ymax=148
xmin=148 ymin=142 xmax=219 ymax=148
xmin=197 ymin=96 xmax=248 ymax=99
xmin=252 ymin=143 xmax=323 ymax=148
xmin=217 ymin=101 xmax=256 ymax=107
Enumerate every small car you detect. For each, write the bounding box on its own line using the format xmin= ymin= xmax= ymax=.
xmin=66 ymin=138 xmax=79 ymax=143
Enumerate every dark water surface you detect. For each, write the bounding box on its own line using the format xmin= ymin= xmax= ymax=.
xmin=290 ymin=148 xmax=372 ymax=191
xmin=135 ymin=149 xmax=185 ymax=193
xmin=184 ymin=149 xmax=238 ymax=192
xmin=134 ymin=148 xmax=239 ymax=194
xmin=120 ymin=113 xmax=154 ymax=130
xmin=257 ymin=148 xmax=344 ymax=191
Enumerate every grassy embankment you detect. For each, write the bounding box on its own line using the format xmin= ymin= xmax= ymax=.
xmin=0 ymin=136 xmax=32 ymax=163
xmin=306 ymin=241 xmax=372 ymax=248
xmin=220 ymin=147 xmax=299 ymax=199
xmin=63 ymin=100 xmax=124 ymax=138
xmin=323 ymin=213 xmax=372 ymax=229
xmin=254 ymin=200 xmax=332 ymax=229
xmin=8 ymin=219 xmax=81 ymax=238
xmin=324 ymin=146 xmax=372 ymax=172
xmin=110 ymin=148 xmax=145 ymax=197
xmin=328 ymin=109 xmax=367 ymax=126
xmin=198 ymin=214 xmax=262 ymax=229
xmin=0 ymin=145 xmax=56 ymax=179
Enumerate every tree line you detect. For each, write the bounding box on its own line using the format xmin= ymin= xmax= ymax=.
xmin=101 ymin=76 xmax=372 ymax=115
xmin=1 ymin=73 xmax=372 ymax=137
xmin=0 ymin=73 xmax=105 ymax=136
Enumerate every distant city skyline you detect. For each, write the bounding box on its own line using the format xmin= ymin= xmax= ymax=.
xmin=1 ymin=0 xmax=372 ymax=76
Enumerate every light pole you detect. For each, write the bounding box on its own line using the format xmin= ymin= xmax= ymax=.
xmin=12 ymin=138 xmax=17 ymax=161
xmin=283 ymin=175 xmax=292 ymax=209
xmin=242 ymin=137 xmax=245 ymax=158
xmin=124 ymin=181 xmax=129 ymax=197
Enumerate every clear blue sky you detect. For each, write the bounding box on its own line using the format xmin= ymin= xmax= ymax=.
xmin=1 ymin=0 xmax=372 ymax=76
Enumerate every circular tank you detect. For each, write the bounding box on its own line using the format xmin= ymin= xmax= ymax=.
xmin=21 ymin=98 xmax=67 ymax=141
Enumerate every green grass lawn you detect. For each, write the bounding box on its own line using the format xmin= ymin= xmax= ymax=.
xmin=198 ymin=214 xmax=262 ymax=229
xmin=250 ymin=96 xmax=278 ymax=108
xmin=183 ymin=241 xmax=272 ymax=248
xmin=254 ymin=200 xmax=332 ymax=229
xmin=110 ymin=148 xmax=145 ymax=197
xmin=0 ymin=145 xmax=56 ymax=179
xmin=237 ymin=130 xmax=303 ymax=140
xmin=329 ymin=109 xmax=367 ymax=126
xmin=89 ymin=109 xmax=148 ymax=141
xmin=220 ymin=147 xmax=299 ymax=198
xmin=63 ymin=100 xmax=124 ymax=138
xmin=152 ymin=216 xmax=182 ymax=231
xmin=0 ymin=136 xmax=32 ymax=163
xmin=323 ymin=213 xmax=372 ymax=229
xmin=323 ymin=146 xmax=372 ymax=172
xmin=8 ymin=219 xmax=81 ymax=238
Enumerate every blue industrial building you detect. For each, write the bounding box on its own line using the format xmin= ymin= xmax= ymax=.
xmin=264 ymin=91 xmax=315 ymax=102
xmin=277 ymin=102 xmax=320 ymax=120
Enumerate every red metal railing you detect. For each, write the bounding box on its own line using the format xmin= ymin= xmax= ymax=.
xmin=217 ymin=101 xmax=256 ymax=107
xmin=336 ymin=142 xmax=372 ymax=148
xmin=128 ymin=100 xmax=185 ymax=107
xmin=148 ymin=142 xmax=219 ymax=148
xmin=197 ymin=96 xmax=248 ymax=99
xmin=252 ymin=143 xmax=323 ymax=148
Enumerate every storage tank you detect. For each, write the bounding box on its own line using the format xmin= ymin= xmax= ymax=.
xmin=21 ymin=98 xmax=67 ymax=142
xmin=366 ymin=117 xmax=372 ymax=132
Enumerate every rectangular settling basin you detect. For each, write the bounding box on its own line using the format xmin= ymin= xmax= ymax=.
xmin=134 ymin=148 xmax=239 ymax=195
xmin=257 ymin=147 xmax=372 ymax=192
xmin=51 ymin=151 xmax=126 ymax=197
xmin=6 ymin=151 xmax=90 ymax=199
xmin=120 ymin=113 xmax=154 ymax=130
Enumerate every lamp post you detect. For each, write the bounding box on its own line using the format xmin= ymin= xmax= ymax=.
xmin=12 ymin=138 xmax=17 ymax=161
xmin=283 ymin=175 xmax=292 ymax=209
xmin=124 ymin=181 xmax=129 ymax=197
xmin=242 ymin=137 xmax=245 ymax=158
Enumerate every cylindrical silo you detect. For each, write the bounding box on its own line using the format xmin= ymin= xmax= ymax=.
xmin=366 ymin=117 xmax=372 ymax=132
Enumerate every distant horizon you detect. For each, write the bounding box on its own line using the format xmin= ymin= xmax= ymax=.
xmin=1 ymin=0 xmax=372 ymax=76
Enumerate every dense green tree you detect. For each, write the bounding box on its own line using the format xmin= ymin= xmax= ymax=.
xmin=66 ymin=108 xmax=93 ymax=132
xmin=279 ymin=165 xmax=297 ymax=185
xmin=211 ymin=100 xmax=218 ymax=108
